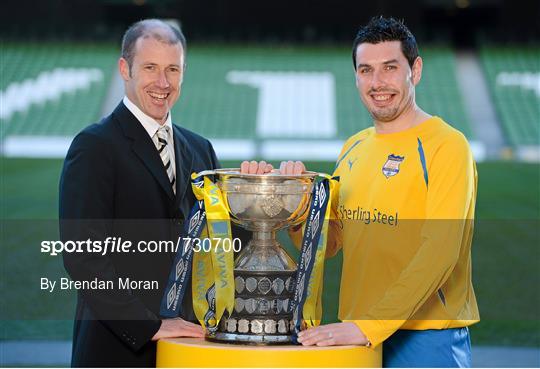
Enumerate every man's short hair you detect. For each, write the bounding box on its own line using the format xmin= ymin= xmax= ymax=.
xmin=352 ymin=16 xmax=418 ymax=69
xmin=121 ymin=19 xmax=187 ymax=71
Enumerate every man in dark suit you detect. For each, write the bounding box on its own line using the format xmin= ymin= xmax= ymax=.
xmin=60 ymin=19 xmax=211 ymax=367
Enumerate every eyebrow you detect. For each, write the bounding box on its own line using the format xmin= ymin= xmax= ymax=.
xmin=142 ymin=62 xmax=181 ymax=68
xmin=357 ymin=59 xmax=399 ymax=69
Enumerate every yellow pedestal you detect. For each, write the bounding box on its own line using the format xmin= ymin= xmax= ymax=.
xmin=157 ymin=338 xmax=382 ymax=367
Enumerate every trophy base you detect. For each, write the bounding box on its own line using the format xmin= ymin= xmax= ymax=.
xmin=207 ymin=332 xmax=292 ymax=345
xmin=210 ymin=228 xmax=299 ymax=345
xmin=157 ymin=337 xmax=383 ymax=368
xmin=210 ymin=269 xmax=296 ymax=345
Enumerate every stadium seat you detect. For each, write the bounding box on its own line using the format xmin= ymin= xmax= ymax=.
xmin=480 ymin=47 xmax=540 ymax=147
xmin=1 ymin=42 xmax=116 ymax=140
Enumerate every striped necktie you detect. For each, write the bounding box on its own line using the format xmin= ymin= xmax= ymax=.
xmin=155 ymin=126 xmax=176 ymax=193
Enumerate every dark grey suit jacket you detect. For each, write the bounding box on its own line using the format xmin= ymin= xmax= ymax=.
xmin=60 ymin=102 xmax=220 ymax=367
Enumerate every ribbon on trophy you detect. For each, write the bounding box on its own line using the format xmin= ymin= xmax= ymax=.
xmin=159 ymin=175 xmax=206 ymax=318
xmin=290 ymin=173 xmax=339 ymax=343
xmin=160 ymin=172 xmax=235 ymax=334
xmin=192 ymin=176 xmax=235 ymax=332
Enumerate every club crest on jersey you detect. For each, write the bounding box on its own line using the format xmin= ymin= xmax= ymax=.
xmin=382 ymin=154 xmax=404 ymax=178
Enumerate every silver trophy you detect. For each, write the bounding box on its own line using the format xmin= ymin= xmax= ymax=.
xmin=208 ymin=169 xmax=317 ymax=344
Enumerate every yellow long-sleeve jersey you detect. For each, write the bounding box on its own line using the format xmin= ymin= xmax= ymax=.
xmin=325 ymin=116 xmax=479 ymax=347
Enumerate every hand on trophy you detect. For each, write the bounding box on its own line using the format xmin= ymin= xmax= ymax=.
xmin=240 ymin=160 xmax=306 ymax=175
xmin=296 ymin=322 xmax=369 ymax=347
xmin=151 ymin=318 xmax=205 ymax=341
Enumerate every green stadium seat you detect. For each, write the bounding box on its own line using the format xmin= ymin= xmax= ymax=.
xmin=480 ymin=46 xmax=539 ymax=146
xmin=173 ymin=46 xmax=473 ymax=141
xmin=2 ymin=43 xmax=475 ymax=156
xmin=1 ymin=43 xmax=116 ymax=140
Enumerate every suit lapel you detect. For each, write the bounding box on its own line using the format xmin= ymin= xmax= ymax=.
xmin=172 ymin=125 xmax=194 ymax=215
xmin=113 ymin=103 xmax=175 ymax=200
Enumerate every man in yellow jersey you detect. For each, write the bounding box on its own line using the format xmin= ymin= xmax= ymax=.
xmin=291 ymin=16 xmax=480 ymax=367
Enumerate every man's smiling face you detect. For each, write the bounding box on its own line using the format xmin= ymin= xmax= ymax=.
xmin=120 ymin=37 xmax=184 ymax=124
xmin=354 ymin=40 xmax=421 ymax=123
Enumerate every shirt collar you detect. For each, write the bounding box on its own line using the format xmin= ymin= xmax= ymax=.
xmin=123 ymin=96 xmax=173 ymax=139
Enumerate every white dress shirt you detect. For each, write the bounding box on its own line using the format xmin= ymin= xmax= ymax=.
xmin=123 ymin=96 xmax=176 ymax=180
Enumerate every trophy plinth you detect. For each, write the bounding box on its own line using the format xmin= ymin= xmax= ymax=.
xmin=208 ymin=169 xmax=316 ymax=344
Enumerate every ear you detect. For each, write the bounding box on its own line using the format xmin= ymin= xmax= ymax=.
xmin=411 ymin=56 xmax=423 ymax=86
xmin=181 ymin=63 xmax=187 ymax=85
xmin=119 ymin=58 xmax=130 ymax=81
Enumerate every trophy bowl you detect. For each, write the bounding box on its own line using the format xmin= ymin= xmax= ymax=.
xmin=209 ymin=169 xmax=318 ymax=344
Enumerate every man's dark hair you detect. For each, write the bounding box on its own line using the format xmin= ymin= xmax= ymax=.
xmin=352 ymin=16 xmax=418 ymax=69
xmin=121 ymin=19 xmax=187 ymax=72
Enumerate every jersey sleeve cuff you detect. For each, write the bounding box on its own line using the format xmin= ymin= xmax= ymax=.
xmin=343 ymin=319 xmax=401 ymax=348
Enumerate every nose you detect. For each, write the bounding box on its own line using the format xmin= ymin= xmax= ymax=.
xmin=156 ymin=70 xmax=170 ymax=89
xmin=371 ymin=69 xmax=386 ymax=91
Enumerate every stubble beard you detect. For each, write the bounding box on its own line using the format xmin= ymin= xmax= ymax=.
xmin=369 ymin=105 xmax=401 ymax=122
xmin=368 ymin=91 xmax=414 ymax=123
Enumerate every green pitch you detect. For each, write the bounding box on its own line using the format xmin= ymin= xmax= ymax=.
xmin=1 ymin=159 xmax=538 ymax=347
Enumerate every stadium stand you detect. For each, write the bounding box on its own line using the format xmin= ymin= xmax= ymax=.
xmin=416 ymin=48 xmax=473 ymax=138
xmin=174 ymin=46 xmax=474 ymax=141
xmin=1 ymin=43 xmax=116 ymax=140
xmin=1 ymin=44 xmax=475 ymax=158
xmin=480 ymin=47 xmax=540 ymax=147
